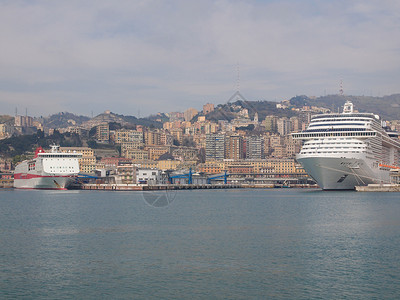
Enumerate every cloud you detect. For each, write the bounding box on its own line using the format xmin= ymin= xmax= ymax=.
xmin=0 ymin=0 xmax=399 ymax=117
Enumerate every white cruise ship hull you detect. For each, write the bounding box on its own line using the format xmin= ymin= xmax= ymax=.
xmin=293 ymin=101 xmax=400 ymax=190
xmin=297 ymin=156 xmax=388 ymax=190
xmin=13 ymin=145 xmax=82 ymax=190
xmin=14 ymin=174 xmax=75 ymax=190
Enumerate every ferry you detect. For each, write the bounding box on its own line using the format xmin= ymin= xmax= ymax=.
xmin=292 ymin=101 xmax=400 ymax=190
xmin=13 ymin=145 xmax=82 ymax=190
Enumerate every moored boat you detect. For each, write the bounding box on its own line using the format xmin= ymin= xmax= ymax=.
xmin=292 ymin=101 xmax=400 ymax=190
xmin=13 ymin=145 xmax=82 ymax=190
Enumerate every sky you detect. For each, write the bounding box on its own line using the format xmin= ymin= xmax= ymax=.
xmin=0 ymin=0 xmax=399 ymax=117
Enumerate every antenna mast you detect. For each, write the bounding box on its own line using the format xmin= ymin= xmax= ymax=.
xmin=339 ymin=79 xmax=344 ymax=96
xmin=236 ymin=62 xmax=240 ymax=100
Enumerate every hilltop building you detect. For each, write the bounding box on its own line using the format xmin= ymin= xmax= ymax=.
xmin=203 ymin=103 xmax=214 ymax=115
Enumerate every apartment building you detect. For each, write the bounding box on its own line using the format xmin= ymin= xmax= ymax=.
xmin=96 ymin=123 xmax=109 ymax=142
xmin=115 ymin=129 xmax=143 ymax=144
xmin=124 ymin=149 xmax=149 ymax=161
xmin=144 ymin=130 xmax=161 ymax=146
xmin=245 ymin=135 xmax=264 ymax=159
xmin=225 ymin=135 xmax=244 ymax=160
xmin=205 ymin=133 xmax=225 ymax=161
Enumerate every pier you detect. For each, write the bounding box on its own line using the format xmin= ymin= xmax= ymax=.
xmin=80 ymin=183 xmax=243 ymax=191
xmin=355 ymin=184 xmax=400 ymax=192
xmin=78 ymin=182 xmax=317 ymax=191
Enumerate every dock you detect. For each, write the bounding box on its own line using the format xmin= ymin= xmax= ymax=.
xmin=78 ymin=183 xmax=318 ymax=191
xmin=355 ymin=184 xmax=400 ymax=192
xmin=80 ymin=183 xmax=243 ymax=191
xmin=0 ymin=179 xmax=13 ymax=188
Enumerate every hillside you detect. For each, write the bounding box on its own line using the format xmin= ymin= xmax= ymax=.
xmin=40 ymin=111 xmax=163 ymax=130
xmin=0 ymin=130 xmax=83 ymax=158
xmin=0 ymin=115 xmax=14 ymax=124
xmin=290 ymin=94 xmax=400 ymax=120
xmin=206 ymin=100 xmax=297 ymax=122
xmin=40 ymin=112 xmax=90 ymax=128
xmin=81 ymin=111 xmax=163 ymax=130
xmin=204 ymin=94 xmax=400 ymax=123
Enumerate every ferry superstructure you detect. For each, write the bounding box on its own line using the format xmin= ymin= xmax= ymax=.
xmin=13 ymin=145 xmax=82 ymax=190
xmin=292 ymin=101 xmax=400 ymax=190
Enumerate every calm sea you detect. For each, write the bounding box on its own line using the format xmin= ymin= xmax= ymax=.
xmin=0 ymin=188 xmax=400 ymax=299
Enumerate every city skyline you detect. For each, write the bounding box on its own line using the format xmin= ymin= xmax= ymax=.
xmin=1 ymin=0 xmax=400 ymax=117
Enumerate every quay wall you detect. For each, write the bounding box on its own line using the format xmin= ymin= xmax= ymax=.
xmin=356 ymin=184 xmax=400 ymax=192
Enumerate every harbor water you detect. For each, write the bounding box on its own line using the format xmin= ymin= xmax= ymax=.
xmin=1 ymin=189 xmax=400 ymax=299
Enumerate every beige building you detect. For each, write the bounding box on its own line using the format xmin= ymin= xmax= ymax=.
xmin=14 ymin=115 xmax=33 ymax=127
xmin=124 ymin=149 xmax=149 ymax=161
xmin=147 ymin=145 xmax=172 ymax=160
xmin=0 ymin=123 xmax=14 ymax=139
xmin=272 ymin=145 xmax=287 ymax=158
xmin=263 ymin=115 xmax=278 ymax=132
xmin=160 ymin=132 xmax=174 ymax=146
xmin=157 ymin=160 xmax=181 ymax=170
xmin=193 ymin=134 xmax=206 ymax=149
xmin=197 ymin=159 xmax=306 ymax=176
xmin=270 ymin=134 xmax=284 ymax=148
xmin=285 ymin=135 xmax=302 ymax=158
xmin=172 ymin=147 xmax=199 ymax=161
xmin=197 ymin=160 xmax=226 ymax=174
xmin=121 ymin=141 xmax=145 ymax=152
xmin=65 ymin=126 xmax=87 ymax=137
xmin=204 ymin=122 xmax=219 ymax=134
xmin=116 ymin=163 xmax=136 ymax=184
xmin=170 ymin=128 xmax=184 ymax=144
xmin=203 ymin=103 xmax=214 ymax=114
xmin=132 ymin=160 xmax=158 ymax=169
xmin=184 ymin=108 xmax=199 ymax=122
xmin=144 ymin=130 xmax=161 ymax=146
xmin=115 ymin=129 xmax=143 ymax=144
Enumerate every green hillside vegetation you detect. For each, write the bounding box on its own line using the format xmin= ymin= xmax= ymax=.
xmin=0 ymin=130 xmax=83 ymax=160
xmin=206 ymin=100 xmax=297 ymax=122
xmin=41 ymin=111 xmax=163 ymax=130
xmin=117 ymin=113 xmax=163 ymax=128
xmin=41 ymin=112 xmax=90 ymax=128
xmin=87 ymin=111 xmax=163 ymax=128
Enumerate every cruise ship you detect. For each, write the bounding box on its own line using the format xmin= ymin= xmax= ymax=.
xmin=292 ymin=101 xmax=400 ymax=190
xmin=13 ymin=145 xmax=82 ymax=190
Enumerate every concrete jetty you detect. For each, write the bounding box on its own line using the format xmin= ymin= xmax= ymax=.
xmin=355 ymin=184 xmax=400 ymax=192
xmin=78 ymin=183 xmax=317 ymax=191
xmin=80 ymin=183 xmax=244 ymax=191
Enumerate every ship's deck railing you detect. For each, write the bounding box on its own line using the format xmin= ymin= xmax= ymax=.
xmin=292 ymin=131 xmax=376 ymax=140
